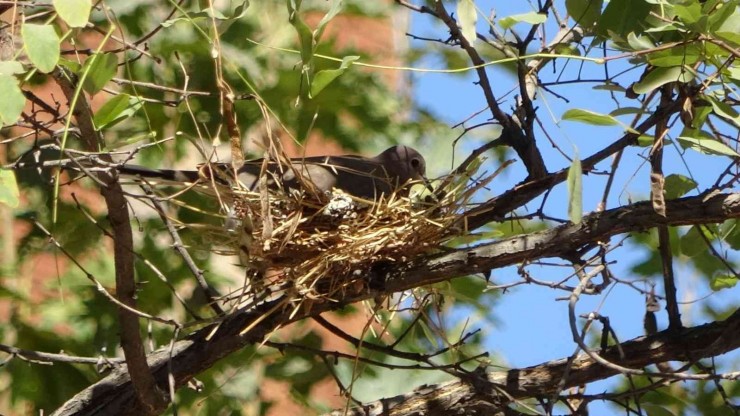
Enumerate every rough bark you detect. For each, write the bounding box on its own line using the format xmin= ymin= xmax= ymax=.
xmin=51 ymin=192 xmax=740 ymax=415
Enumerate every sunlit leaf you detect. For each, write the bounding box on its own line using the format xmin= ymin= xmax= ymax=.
xmin=562 ymin=108 xmax=620 ymax=126
xmin=647 ymin=45 xmax=702 ymax=67
xmin=706 ymin=95 xmax=740 ymax=128
xmin=627 ymin=32 xmax=655 ymax=50
xmin=636 ymin=135 xmax=655 ymax=147
xmin=631 ymin=66 xmax=695 ymax=94
xmin=162 ymin=0 xmax=249 ymax=26
xmin=457 ymin=0 xmax=478 ymax=42
xmin=310 ymin=55 xmax=359 ymax=98
xmin=677 ymin=134 xmax=740 ymax=158
xmin=0 ymin=169 xmax=20 ymax=208
xmin=664 ymin=174 xmax=697 ymax=199
xmin=0 ymin=75 xmax=25 ymax=127
xmin=314 ymin=0 xmax=342 ymax=42
xmin=0 ymin=60 xmax=25 ymax=76
xmin=567 ymin=152 xmax=582 ymax=224
xmin=673 ymin=2 xmax=705 ymax=29
xmin=94 ymin=94 xmax=144 ymax=129
xmin=500 ymin=11 xmax=547 ymax=30
xmin=21 ymin=23 xmax=60 ymax=73
xmin=714 ymin=6 xmax=740 ymax=44
xmin=710 ymin=274 xmax=738 ymax=291
xmin=54 ymin=0 xmax=92 ymax=28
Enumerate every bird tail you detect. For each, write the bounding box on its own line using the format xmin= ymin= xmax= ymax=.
xmin=117 ymin=165 xmax=201 ymax=184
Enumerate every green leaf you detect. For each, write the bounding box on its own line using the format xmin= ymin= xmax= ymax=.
xmin=82 ymin=53 xmax=118 ymax=95
xmin=162 ymin=0 xmax=249 ymax=27
xmin=706 ymin=95 xmax=740 ymax=128
xmin=57 ymin=58 xmax=81 ymax=73
xmin=0 ymin=75 xmax=26 ymax=127
xmin=53 ymin=0 xmax=92 ymax=28
xmin=457 ymin=0 xmax=478 ymax=42
xmin=593 ymin=83 xmax=626 ymax=92
xmin=288 ymin=0 xmax=314 ymax=65
xmin=673 ymin=2 xmax=706 ymax=29
xmin=310 ymin=55 xmax=358 ymax=98
xmin=21 ymin=23 xmax=60 ymax=73
xmin=93 ymin=94 xmax=144 ymax=129
xmin=314 ymin=0 xmax=342 ymax=43
xmin=680 ymin=226 xmax=707 ymax=257
xmin=562 ymin=108 xmax=620 ymax=126
xmin=647 ymin=45 xmax=702 ymax=67
xmin=627 ymin=32 xmax=655 ymax=50
xmin=708 ymin=0 xmax=737 ymax=30
xmin=632 ymin=66 xmax=695 ymax=95
xmin=500 ymin=11 xmax=547 ymax=30
xmin=722 ymin=219 xmax=740 ymax=249
xmin=566 ymin=0 xmax=603 ymax=28
xmin=0 ymin=60 xmax=25 ymax=76
xmin=663 ymin=174 xmax=697 ymax=199
xmin=553 ymin=43 xmax=581 ymax=56
xmin=597 ymin=0 xmax=651 ymax=37
xmin=121 ymin=131 xmax=157 ymax=145
xmin=677 ymin=134 xmax=740 ymax=158
xmin=636 ymin=134 xmax=655 ymax=146
xmin=643 ymin=404 xmax=677 ymax=416
xmin=0 ymin=169 xmax=20 ymax=208
xmin=690 ymin=105 xmax=712 ymax=129
xmin=710 ymin=274 xmax=738 ymax=291
xmin=714 ymin=5 xmax=740 ymax=44
xmin=610 ymin=107 xmax=647 ymax=116
xmin=567 ymin=152 xmax=583 ymax=224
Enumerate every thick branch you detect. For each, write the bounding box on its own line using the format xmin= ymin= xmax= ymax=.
xmin=433 ymin=2 xmax=548 ymax=180
xmin=53 ymin=69 xmax=167 ymax=414
xmin=326 ymin=308 xmax=740 ymax=416
xmin=51 ymin=192 xmax=740 ymax=415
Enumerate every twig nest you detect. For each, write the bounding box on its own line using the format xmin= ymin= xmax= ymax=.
xmin=153 ymin=156 xmax=505 ymax=307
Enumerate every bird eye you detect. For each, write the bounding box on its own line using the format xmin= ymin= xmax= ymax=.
xmin=410 ymin=158 xmax=421 ymax=168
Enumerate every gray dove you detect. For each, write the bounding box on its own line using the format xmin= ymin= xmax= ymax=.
xmin=117 ymin=145 xmax=427 ymax=200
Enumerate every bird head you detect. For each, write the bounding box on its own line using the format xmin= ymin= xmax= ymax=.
xmin=376 ymin=145 xmax=427 ymax=185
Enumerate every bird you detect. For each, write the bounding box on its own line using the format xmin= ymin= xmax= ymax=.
xmin=115 ymin=145 xmax=427 ymax=200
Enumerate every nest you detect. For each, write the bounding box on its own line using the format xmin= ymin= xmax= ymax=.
xmin=153 ymin=158 xmax=500 ymax=308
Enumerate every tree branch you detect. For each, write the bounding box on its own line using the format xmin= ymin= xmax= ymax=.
xmin=462 ymin=96 xmax=683 ymax=231
xmin=53 ymin=68 xmax=167 ymax=414
xmin=433 ymin=1 xmax=548 ymax=180
xmin=51 ymin=192 xmax=740 ymax=415
xmin=325 ymin=308 xmax=740 ymax=416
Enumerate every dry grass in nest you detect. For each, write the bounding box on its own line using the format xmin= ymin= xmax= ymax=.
xmin=154 ymin=158 xmax=502 ymax=308
xmin=237 ymin=179 xmax=497 ymax=304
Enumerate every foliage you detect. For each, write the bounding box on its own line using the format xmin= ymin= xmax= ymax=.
xmin=0 ymin=0 xmax=738 ymax=415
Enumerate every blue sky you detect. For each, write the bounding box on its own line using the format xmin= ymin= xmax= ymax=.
xmin=405 ymin=2 xmax=739 ymax=413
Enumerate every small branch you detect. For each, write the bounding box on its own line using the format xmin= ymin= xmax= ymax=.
xmin=652 ymin=87 xmax=682 ymax=333
xmin=432 ymin=1 xmax=548 ymax=180
xmin=323 ymin=309 xmax=740 ymax=416
xmin=462 ymin=96 xmax=682 ymax=231
xmin=0 ymin=343 xmax=124 ymax=366
xmin=53 ymin=67 xmax=167 ymax=414
xmin=142 ymin=185 xmax=225 ymax=316
xmin=51 ymin=192 xmax=740 ymax=415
